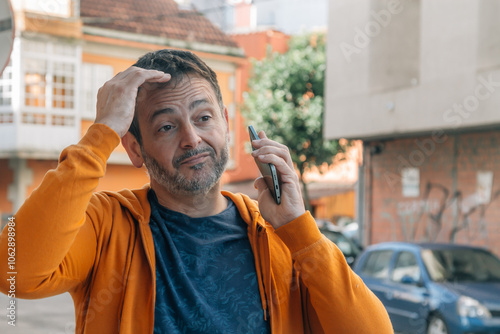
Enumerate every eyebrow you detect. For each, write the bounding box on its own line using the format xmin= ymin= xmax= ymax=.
xmin=148 ymin=108 xmax=174 ymax=123
xmin=148 ymin=99 xmax=211 ymax=123
xmin=189 ymin=98 xmax=210 ymax=110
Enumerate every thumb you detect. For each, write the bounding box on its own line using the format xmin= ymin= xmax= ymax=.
xmin=254 ymin=177 xmax=268 ymax=192
xmin=254 ymin=177 xmax=274 ymax=203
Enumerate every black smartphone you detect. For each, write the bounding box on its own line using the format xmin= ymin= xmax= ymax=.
xmin=248 ymin=125 xmax=281 ymax=205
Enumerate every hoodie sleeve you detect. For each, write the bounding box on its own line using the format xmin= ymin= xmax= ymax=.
xmin=274 ymin=211 xmax=393 ymax=333
xmin=0 ymin=124 xmax=120 ymax=298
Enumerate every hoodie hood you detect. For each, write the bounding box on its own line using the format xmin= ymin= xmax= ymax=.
xmin=99 ymin=184 xmax=151 ymax=223
xmin=222 ymin=190 xmax=272 ymax=230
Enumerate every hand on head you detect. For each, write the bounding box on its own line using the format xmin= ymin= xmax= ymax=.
xmin=95 ymin=66 xmax=171 ymax=138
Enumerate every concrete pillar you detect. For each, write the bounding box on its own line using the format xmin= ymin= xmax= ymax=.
xmin=356 ymin=150 xmax=365 ymax=247
xmin=7 ymin=158 xmax=33 ymax=212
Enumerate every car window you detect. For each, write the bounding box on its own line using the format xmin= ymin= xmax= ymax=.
xmin=391 ymin=251 xmax=420 ymax=283
xmin=360 ymin=250 xmax=393 ymax=279
xmin=422 ymin=248 xmax=500 ymax=282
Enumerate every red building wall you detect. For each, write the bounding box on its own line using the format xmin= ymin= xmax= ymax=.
xmin=366 ymin=130 xmax=500 ymax=256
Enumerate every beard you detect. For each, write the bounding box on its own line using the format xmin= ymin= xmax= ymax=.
xmin=141 ymin=140 xmax=229 ymax=196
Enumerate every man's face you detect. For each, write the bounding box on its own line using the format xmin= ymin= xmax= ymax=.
xmin=136 ymin=74 xmax=229 ymax=195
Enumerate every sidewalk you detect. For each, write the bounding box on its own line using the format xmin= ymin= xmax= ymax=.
xmin=0 ymin=292 xmax=75 ymax=334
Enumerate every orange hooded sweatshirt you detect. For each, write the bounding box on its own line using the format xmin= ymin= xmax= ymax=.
xmin=0 ymin=124 xmax=393 ymax=333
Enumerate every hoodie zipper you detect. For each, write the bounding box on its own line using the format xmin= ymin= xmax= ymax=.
xmin=255 ymin=221 xmax=272 ymax=323
xmin=137 ymin=218 xmax=156 ymax=334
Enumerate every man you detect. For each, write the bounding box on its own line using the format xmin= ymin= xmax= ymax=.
xmin=0 ymin=49 xmax=392 ymax=333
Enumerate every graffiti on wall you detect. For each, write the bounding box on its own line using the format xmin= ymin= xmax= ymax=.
xmin=381 ymin=181 xmax=500 ymax=246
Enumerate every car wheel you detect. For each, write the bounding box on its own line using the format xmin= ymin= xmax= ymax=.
xmin=427 ymin=315 xmax=448 ymax=334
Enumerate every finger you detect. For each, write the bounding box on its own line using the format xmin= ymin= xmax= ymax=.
xmin=252 ymin=145 xmax=288 ymax=158
xmin=250 ymin=131 xmax=295 ymax=170
xmin=122 ymin=66 xmax=167 ymax=78
xmin=256 ymin=154 xmax=297 ymax=184
xmin=118 ymin=67 xmax=171 ymax=87
xmin=140 ymin=80 xmax=170 ymax=92
xmin=252 ymin=144 xmax=294 ymax=170
xmin=256 ymin=154 xmax=303 ymax=204
xmin=134 ymin=71 xmax=171 ymax=87
xmin=251 ymin=135 xmax=289 ymax=152
xmin=254 ymin=177 xmax=274 ymax=202
xmin=100 ymin=69 xmax=170 ymax=98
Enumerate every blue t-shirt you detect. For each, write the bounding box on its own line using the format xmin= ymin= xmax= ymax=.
xmin=148 ymin=191 xmax=270 ymax=334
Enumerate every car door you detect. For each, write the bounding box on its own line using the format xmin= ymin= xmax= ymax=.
xmin=357 ymin=249 xmax=396 ymax=317
xmin=385 ymin=251 xmax=430 ymax=333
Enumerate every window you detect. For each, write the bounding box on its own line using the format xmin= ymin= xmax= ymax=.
xmin=24 ymin=58 xmax=47 ymax=108
xmin=24 ymin=60 xmax=75 ymax=110
xmin=361 ymin=250 xmax=393 ymax=279
xmin=391 ymin=251 xmax=420 ymax=283
xmin=81 ymin=63 xmax=114 ymax=120
xmin=21 ymin=39 xmax=79 ymax=126
xmin=0 ymin=62 xmax=14 ymax=124
xmin=22 ymin=0 xmax=73 ymax=17
xmin=422 ymin=248 xmax=500 ymax=283
xmin=0 ymin=62 xmax=13 ymax=107
xmin=52 ymin=62 xmax=75 ymax=109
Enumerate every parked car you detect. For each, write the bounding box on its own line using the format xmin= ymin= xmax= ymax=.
xmin=317 ymin=221 xmax=362 ymax=266
xmin=341 ymin=222 xmax=361 ymax=248
xmin=353 ymin=242 xmax=500 ymax=334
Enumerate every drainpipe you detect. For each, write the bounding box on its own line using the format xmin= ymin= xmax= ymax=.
xmin=357 ymin=142 xmax=371 ymax=247
xmin=450 ymin=134 xmax=459 ymax=243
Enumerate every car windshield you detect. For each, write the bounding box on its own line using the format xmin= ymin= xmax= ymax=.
xmin=421 ymin=248 xmax=500 ymax=283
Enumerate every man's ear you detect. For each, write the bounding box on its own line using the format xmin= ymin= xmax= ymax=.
xmin=122 ymin=132 xmax=145 ymax=168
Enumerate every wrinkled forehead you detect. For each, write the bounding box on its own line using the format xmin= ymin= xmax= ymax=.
xmin=135 ymin=74 xmax=219 ymax=117
xmin=138 ymin=73 xmax=213 ymax=99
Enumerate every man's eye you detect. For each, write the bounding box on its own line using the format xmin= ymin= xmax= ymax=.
xmin=200 ymin=115 xmax=211 ymax=122
xmin=159 ymin=124 xmax=173 ymax=132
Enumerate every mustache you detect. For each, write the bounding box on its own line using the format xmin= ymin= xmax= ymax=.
xmin=173 ymin=146 xmax=216 ymax=168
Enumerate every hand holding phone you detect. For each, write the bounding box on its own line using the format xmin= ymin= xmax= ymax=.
xmin=248 ymin=125 xmax=281 ymax=205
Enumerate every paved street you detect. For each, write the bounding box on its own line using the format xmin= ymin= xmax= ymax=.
xmin=0 ymin=292 xmax=75 ymax=334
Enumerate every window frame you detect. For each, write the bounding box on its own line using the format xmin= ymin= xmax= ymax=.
xmin=391 ymin=250 xmax=421 ymax=284
xmin=19 ymin=39 xmax=80 ymax=127
xmin=80 ymin=62 xmax=114 ymax=120
xmin=360 ymin=249 xmax=394 ymax=280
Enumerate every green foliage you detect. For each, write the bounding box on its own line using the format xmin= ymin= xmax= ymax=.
xmin=242 ymin=33 xmax=342 ymax=176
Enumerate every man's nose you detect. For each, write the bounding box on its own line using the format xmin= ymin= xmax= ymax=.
xmin=179 ymin=123 xmax=202 ymax=148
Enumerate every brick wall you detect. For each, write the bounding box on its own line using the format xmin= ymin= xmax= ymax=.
xmin=365 ymin=129 xmax=500 ymax=256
